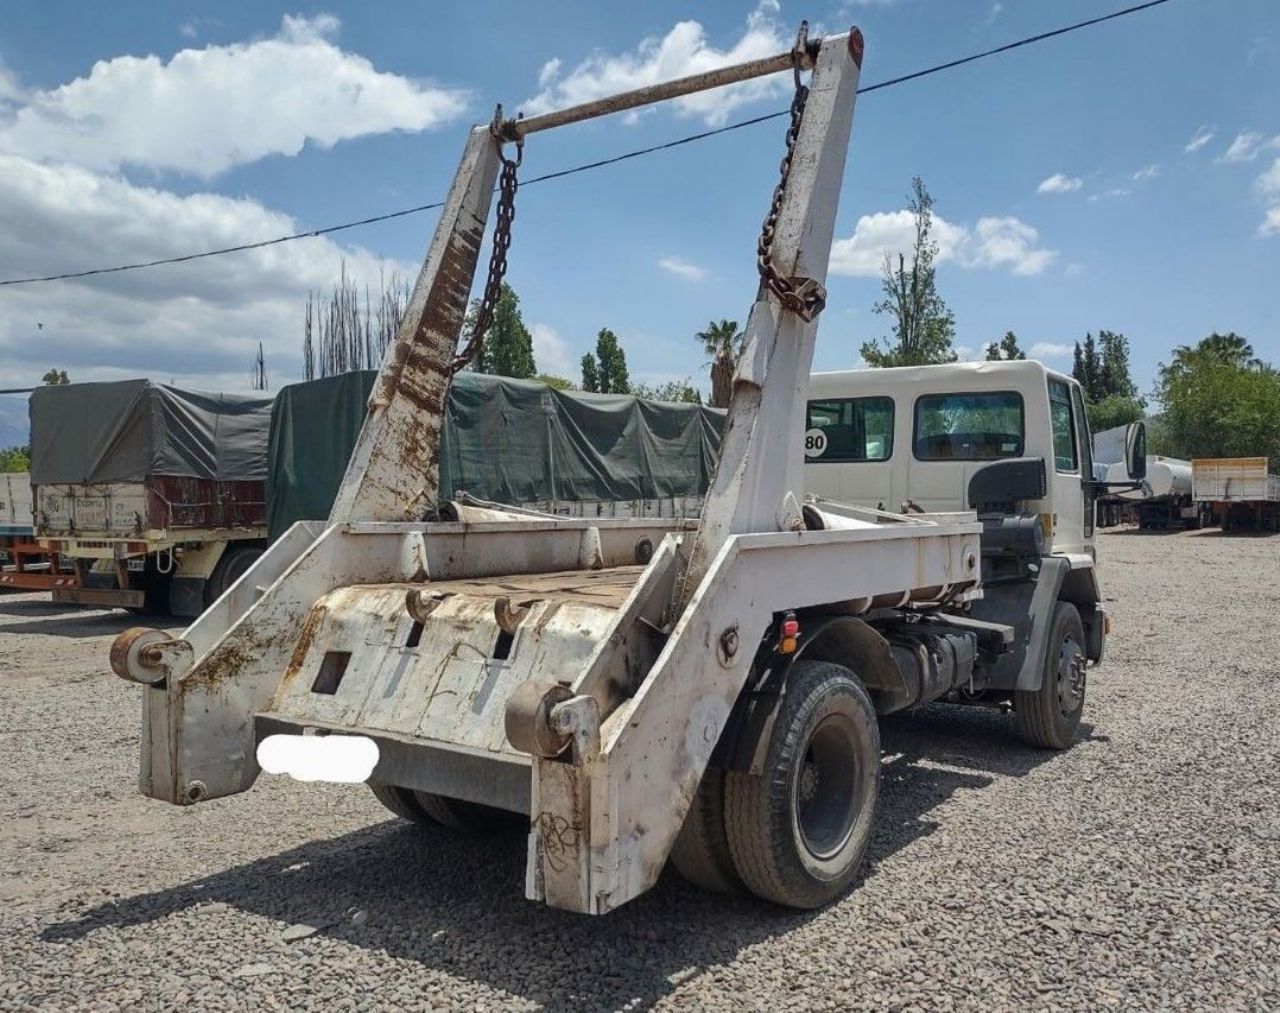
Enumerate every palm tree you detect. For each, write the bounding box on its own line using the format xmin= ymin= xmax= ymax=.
xmin=696 ymin=319 xmax=744 ymax=408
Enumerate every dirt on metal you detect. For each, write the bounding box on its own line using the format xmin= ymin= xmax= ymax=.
xmin=2 ymin=528 xmax=1278 ymax=1009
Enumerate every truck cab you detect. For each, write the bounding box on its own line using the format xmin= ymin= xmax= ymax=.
xmin=804 ymin=360 xmax=1096 ymax=555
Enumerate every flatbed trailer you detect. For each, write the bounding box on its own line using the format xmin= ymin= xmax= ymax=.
xmin=0 ymin=472 xmax=77 ymax=593
xmin=31 ymin=382 xmax=272 ymax=615
xmin=1192 ymin=457 xmax=1280 ymax=532
xmin=111 ymin=23 xmax=1140 ymax=914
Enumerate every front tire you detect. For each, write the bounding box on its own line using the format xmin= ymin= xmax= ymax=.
xmin=1015 ymin=601 xmax=1086 ymax=749
xmin=724 ymin=660 xmax=880 ymax=909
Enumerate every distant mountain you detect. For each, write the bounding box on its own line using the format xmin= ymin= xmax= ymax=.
xmin=0 ymin=396 xmax=30 ymax=450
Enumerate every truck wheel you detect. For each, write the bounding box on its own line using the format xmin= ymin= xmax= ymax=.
xmin=413 ymin=792 xmax=525 ymax=833
xmin=369 ymin=783 xmax=437 ymax=826
xmin=204 ymin=546 xmax=262 ymax=607
xmin=670 ymin=767 xmax=742 ymax=895
xmin=1015 ymin=601 xmax=1086 ymax=750
xmin=724 ymin=660 xmax=880 ymax=909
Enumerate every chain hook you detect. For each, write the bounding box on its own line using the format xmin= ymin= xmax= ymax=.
xmin=791 ymin=19 xmax=810 ymax=91
xmin=454 ymin=105 xmax=523 ymax=375
xmin=757 ymin=20 xmax=827 ymax=324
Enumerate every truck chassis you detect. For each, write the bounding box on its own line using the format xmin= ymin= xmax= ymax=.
xmin=111 ymin=24 xmax=1098 ymax=914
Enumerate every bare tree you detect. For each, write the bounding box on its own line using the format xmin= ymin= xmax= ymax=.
xmin=303 ymin=262 xmax=410 ymax=379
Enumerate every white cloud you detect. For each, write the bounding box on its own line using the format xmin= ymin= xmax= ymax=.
xmin=1029 ymin=342 xmax=1072 ymax=359
xmin=954 ymin=346 xmax=978 ymax=362
xmin=970 ymin=217 xmax=1056 ymax=275
xmin=522 ymin=2 xmax=788 ymax=127
xmin=1259 ymin=157 xmax=1280 ymax=236
xmin=1088 ymin=188 xmax=1131 ymax=202
xmin=1133 ymin=164 xmax=1161 ymax=180
xmin=530 ymin=323 xmax=572 ymax=376
xmin=830 ymin=210 xmax=966 ymax=277
xmin=178 ymin=16 xmax=220 ymax=40
xmin=1037 ymin=173 xmax=1082 ymax=195
xmin=987 ymin=3 xmax=1004 ymax=24
xmin=1184 ymin=125 xmax=1216 ymax=153
xmin=830 ymin=209 xmax=1055 ymax=278
xmin=0 ymin=154 xmax=413 ymax=390
xmin=0 ymin=14 xmax=468 ymax=177
xmin=0 ymin=60 xmax=23 ymax=104
xmin=1220 ymin=131 xmax=1265 ymax=163
xmin=658 ymin=256 xmax=708 ymax=282
xmin=1260 ymin=206 xmax=1280 ymax=238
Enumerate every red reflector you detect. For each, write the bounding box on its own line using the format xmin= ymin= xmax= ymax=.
xmin=781 ymin=618 xmax=799 ymax=637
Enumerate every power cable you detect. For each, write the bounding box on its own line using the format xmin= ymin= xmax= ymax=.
xmin=0 ymin=0 xmax=1177 ymax=288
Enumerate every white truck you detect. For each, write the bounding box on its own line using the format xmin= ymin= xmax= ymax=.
xmin=1192 ymin=457 xmax=1280 ymax=532
xmin=110 ymin=25 xmax=1144 ymax=914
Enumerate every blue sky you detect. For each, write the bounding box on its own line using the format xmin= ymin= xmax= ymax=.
xmin=0 ymin=0 xmax=1276 ymax=419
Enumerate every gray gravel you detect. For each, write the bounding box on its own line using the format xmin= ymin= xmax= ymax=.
xmin=2 ymin=528 xmax=1278 ymax=1011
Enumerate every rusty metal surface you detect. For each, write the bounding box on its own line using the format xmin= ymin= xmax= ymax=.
xmin=507 ymin=39 xmax=821 ymax=138
xmin=330 ymin=127 xmax=501 ymax=523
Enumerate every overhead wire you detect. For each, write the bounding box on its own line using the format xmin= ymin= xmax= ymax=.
xmin=0 ymin=0 xmax=1177 ymax=288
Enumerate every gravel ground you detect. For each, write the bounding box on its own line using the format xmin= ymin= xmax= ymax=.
xmin=2 ymin=528 xmax=1278 ymax=1011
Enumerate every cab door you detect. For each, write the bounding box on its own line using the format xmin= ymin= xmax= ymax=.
xmin=1047 ymin=377 xmax=1085 ymax=553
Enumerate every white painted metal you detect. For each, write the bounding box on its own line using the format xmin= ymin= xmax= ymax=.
xmin=110 ymin=26 xmax=995 ymax=915
xmin=1192 ymin=457 xmax=1279 ymax=503
xmin=805 ymin=360 xmax=1096 ymax=556
xmin=1 ymin=472 xmax=32 ymax=532
xmin=329 ymin=126 xmax=503 ymax=523
xmin=679 ymin=33 xmax=861 ymax=603
xmin=1107 ymin=456 xmax=1192 ymax=502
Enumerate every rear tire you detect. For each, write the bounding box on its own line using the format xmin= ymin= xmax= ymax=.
xmin=204 ymin=545 xmax=263 ymax=607
xmin=1015 ymin=601 xmax=1086 ymax=749
xmin=369 ymin=783 xmax=437 ymax=826
xmin=724 ymin=660 xmax=880 ymax=909
xmin=413 ymin=792 xmax=525 ymax=833
xmin=670 ymin=767 xmax=742 ymax=895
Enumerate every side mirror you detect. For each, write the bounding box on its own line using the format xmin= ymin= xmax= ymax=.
xmin=1124 ymin=421 xmax=1147 ymax=481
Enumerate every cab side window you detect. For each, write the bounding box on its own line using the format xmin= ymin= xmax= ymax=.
xmin=805 ymin=397 xmax=894 ymax=463
xmin=1048 ymin=379 xmax=1078 ymax=472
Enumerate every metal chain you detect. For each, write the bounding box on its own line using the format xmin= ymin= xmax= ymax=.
xmin=451 ymin=125 xmax=523 ymax=375
xmin=756 ymin=21 xmax=827 ymax=323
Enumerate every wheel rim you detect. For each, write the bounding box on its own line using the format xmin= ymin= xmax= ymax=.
xmin=793 ymin=714 xmax=861 ymax=861
xmin=1056 ymin=633 xmax=1086 ymax=716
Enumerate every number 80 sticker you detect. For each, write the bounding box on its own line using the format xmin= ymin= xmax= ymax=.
xmin=804 ymin=427 xmax=828 ymax=459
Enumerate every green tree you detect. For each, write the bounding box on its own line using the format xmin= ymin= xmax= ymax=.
xmin=1097 ymin=330 xmax=1137 ymax=399
xmin=695 ymin=318 xmax=744 ymax=408
xmin=985 ymin=331 xmax=1026 ymax=361
xmin=1086 ymin=394 xmax=1145 ymax=433
xmin=1074 ymin=330 xmax=1141 ymax=416
xmin=1154 ymin=339 xmax=1280 ymax=462
xmin=0 ymin=446 xmax=31 ymax=472
xmin=1073 ymin=332 xmax=1101 ymax=401
xmin=593 ymin=328 xmax=630 ymax=394
xmin=470 ymin=283 xmax=536 ymax=378
xmin=535 ymin=373 xmax=575 ymax=391
xmin=861 ymin=177 xmax=957 ymax=368
xmin=42 ymin=368 xmax=69 ymax=385
xmin=580 ymin=353 xmax=600 ymax=393
xmin=1162 ymin=332 xmax=1260 ymax=378
xmin=631 ymin=378 xmax=702 ymax=403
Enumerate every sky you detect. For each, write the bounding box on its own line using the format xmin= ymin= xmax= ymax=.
xmin=0 ymin=0 xmax=1277 ymax=426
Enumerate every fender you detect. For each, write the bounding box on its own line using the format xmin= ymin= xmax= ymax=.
xmin=713 ymin=614 xmax=905 ymax=775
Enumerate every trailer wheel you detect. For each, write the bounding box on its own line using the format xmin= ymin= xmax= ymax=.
xmin=412 ymin=792 xmax=525 ymax=833
xmin=204 ymin=545 xmax=262 ymax=607
xmin=724 ymin=660 xmax=879 ymax=909
xmin=670 ymin=767 xmax=742 ymax=895
xmin=1015 ymin=601 xmax=1086 ymax=750
xmin=368 ymin=783 xmax=437 ymax=826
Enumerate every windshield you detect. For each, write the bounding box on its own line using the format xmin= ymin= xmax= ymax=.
xmin=913 ymin=391 xmax=1025 ymax=460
